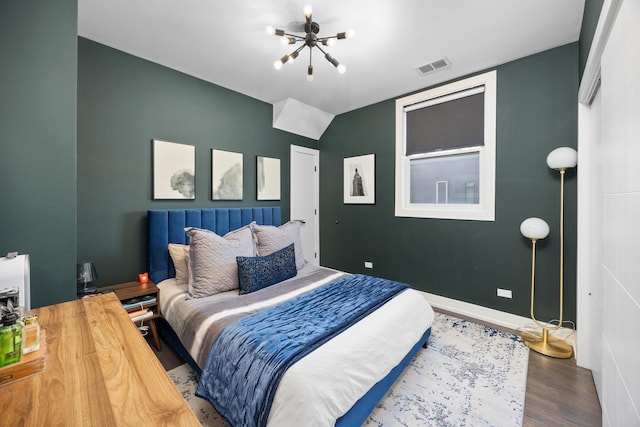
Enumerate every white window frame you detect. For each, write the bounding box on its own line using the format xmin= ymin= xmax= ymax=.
xmin=394 ymin=70 xmax=496 ymax=221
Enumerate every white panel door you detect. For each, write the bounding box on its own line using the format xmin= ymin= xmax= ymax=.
xmin=290 ymin=145 xmax=319 ymax=265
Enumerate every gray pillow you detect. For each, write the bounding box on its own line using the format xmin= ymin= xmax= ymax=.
xmin=250 ymin=220 xmax=307 ymax=270
xmin=185 ymin=225 xmax=254 ymax=298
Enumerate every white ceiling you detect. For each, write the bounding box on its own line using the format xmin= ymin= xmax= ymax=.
xmin=78 ymin=0 xmax=585 ymax=117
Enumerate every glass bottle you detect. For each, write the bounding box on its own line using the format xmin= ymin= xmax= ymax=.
xmin=0 ymin=312 xmax=23 ymax=367
xmin=22 ymin=314 xmax=40 ymax=354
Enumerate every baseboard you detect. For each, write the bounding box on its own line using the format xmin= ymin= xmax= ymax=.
xmin=419 ymin=291 xmax=577 ymax=357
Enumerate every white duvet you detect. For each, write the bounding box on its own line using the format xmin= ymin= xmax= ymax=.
xmin=158 ymin=266 xmax=434 ymax=426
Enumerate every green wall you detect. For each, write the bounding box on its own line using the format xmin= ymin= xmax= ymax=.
xmin=0 ymin=0 xmax=78 ymax=307
xmin=77 ymin=38 xmax=317 ymax=287
xmin=319 ymin=43 xmax=578 ymax=323
xmin=0 ymin=7 xmax=588 ymax=317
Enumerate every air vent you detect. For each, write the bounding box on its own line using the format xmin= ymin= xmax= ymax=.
xmin=415 ymin=57 xmax=450 ymax=76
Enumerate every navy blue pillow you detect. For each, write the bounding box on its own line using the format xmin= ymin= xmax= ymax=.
xmin=236 ymin=243 xmax=297 ymax=295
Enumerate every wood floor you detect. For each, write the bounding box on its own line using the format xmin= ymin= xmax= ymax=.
xmin=148 ymin=312 xmax=603 ymax=426
xmin=524 ymin=351 xmax=601 ymax=426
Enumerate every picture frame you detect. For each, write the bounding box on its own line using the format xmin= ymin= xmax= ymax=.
xmin=344 ymin=153 xmax=375 ymax=204
xmin=256 ymin=156 xmax=281 ymax=200
xmin=152 ymin=139 xmax=195 ymax=200
xmin=211 ymin=149 xmax=243 ymax=200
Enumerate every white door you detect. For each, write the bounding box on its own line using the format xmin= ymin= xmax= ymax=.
xmin=290 ymin=145 xmax=319 ymax=266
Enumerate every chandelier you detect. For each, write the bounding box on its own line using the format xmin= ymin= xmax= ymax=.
xmin=266 ymin=4 xmax=354 ymax=81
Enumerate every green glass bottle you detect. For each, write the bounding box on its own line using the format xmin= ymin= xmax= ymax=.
xmin=0 ymin=312 xmax=23 ymax=367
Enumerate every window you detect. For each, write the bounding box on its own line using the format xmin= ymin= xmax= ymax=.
xmin=395 ymin=70 xmax=496 ymax=221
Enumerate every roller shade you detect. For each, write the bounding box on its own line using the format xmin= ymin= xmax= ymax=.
xmin=405 ymin=87 xmax=485 ymax=155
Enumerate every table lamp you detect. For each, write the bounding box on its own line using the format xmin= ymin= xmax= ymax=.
xmin=77 ymin=262 xmax=98 ymax=294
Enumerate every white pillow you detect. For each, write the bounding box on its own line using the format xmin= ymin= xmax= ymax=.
xmin=250 ymin=221 xmax=307 ymax=270
xmin=185 ymin=224 xmax=254 ymax=298
xmin=168 ymin=243 xmax=190 ymax=286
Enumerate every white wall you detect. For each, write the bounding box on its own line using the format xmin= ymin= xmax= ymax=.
xmin=577 ymin=90 xmax=601 ymax=370
xmin=579 ymin=1 xmax=640 ymax=424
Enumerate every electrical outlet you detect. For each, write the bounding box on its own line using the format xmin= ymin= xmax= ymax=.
xmin=364 ymin=261 xmax=373 ymax=269
xmin=497 ymin=288 xmax=512 ymax=299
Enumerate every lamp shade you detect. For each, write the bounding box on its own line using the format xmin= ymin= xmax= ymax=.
xmin=520 ymin=217 xmax=550 ymax=240
xmin=546 ymin=147 xmax=577 ymax=170
xmin=77 ymin=262 xmax=98 ymax=284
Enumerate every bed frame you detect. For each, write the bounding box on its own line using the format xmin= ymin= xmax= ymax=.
xmin=147 ymin=207 xmax=430 ymax=426
xmin=148 ymin=207 xmax=282 ymax=285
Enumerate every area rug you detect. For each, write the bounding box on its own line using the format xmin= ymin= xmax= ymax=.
xmin=167 ymin=312 xmax=529 ymax=426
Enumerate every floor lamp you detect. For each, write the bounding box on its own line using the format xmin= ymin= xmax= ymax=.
xmin=519 ymin=147 xmax=577 ymax=359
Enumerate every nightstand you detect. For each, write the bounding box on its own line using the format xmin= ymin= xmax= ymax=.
xmin=98 ymin=281 xmax=162 ymax=351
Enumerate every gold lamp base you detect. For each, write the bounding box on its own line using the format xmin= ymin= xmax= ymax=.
xmin=521 ymin=327 xmax=573 ymax=359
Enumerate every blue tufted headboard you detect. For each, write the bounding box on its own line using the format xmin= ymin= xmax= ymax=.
xmin=147 ymin=207 xmax=281 ymax=284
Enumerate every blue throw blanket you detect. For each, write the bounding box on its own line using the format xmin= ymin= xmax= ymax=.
xmin=195 ymin=274 xmax=409 ymax=427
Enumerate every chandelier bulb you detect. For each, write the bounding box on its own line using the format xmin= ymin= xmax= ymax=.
xmin=265 ymin=26 xmax=275 ymax=36
xmin=274 ymin=54 xmax=289 ymax=70
xmin=337 ymin=64 xmax=346 ymax=74
xmin=281 ymin=37 xmax=295 ymax=46
xmin=307 ymin=65 xmax=313 ymax=82
xmin=303 ymin=4 xmax=313 ymax=18
xmin=322 ymin=38 xmax=336 ymax=47
xmin=337 ymin=29 xmax=356 ymax=40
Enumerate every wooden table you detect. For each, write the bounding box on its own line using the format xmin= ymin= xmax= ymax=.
xmin=0 ymin=293 xmax=200 ymax=426
xmin=99 ymin=281 xmax=162 ymax=351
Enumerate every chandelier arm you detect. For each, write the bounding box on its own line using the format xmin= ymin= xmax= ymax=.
xmin=284 ymin=44 xmax=306 ymax=62
xmin=277 ymin=44 xmax=307 ymax=66
xmin=316 ymin=44 xmax=341 ymax=68
xmin=284 ymin=49 xmax=296 ymax=59
xmin=281 ymin=32 xmax=306 ymax=40
xmin=315 ymin=44 xmax=328 ymax=56
xmin=316 ymin=35 xmax=339 ymax=42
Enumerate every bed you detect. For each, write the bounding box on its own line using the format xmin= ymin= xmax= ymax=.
xmin=148 ymin=207 xmax=434 ymax=427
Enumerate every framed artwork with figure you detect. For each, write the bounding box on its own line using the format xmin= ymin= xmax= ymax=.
xmin=343 ymin=154 xmax=375 ymax=204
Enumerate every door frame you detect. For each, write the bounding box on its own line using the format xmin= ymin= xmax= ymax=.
xmin=290 ymin=144 xmax=320 ymax=265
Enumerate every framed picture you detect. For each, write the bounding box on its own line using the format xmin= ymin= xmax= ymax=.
xmin=212 ymin=149 xmax=243 ymax=200
xmin=257 ymin=156 xmax=281 ymax=200
xmin=152 ymin=139 xmax=195 ymax=200
xmin=344 ymin=154 xmax=375 ymax=204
